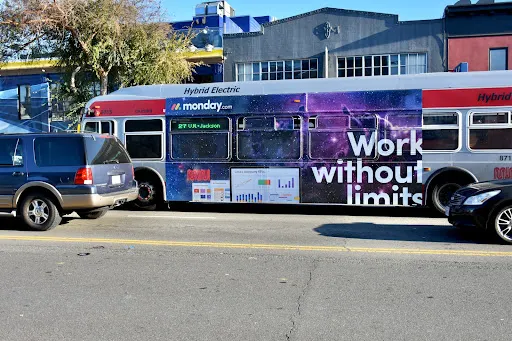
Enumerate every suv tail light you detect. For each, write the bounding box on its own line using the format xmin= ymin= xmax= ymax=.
xmin=75 ymin=167 xmax=93 ymax=185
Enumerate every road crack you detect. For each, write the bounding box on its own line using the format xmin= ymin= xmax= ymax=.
xmin=286 ymin=258 xmax=319 ymax=341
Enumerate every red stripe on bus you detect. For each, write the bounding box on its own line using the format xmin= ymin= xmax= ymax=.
xmin=423 ymin=87 xmax=512 ymax=108
xmin=89 ymin=99 xmax=166 ymax=116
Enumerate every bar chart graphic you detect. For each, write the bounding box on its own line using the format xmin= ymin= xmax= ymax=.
xmin=231 ymin=168 xmax=300 ymax=203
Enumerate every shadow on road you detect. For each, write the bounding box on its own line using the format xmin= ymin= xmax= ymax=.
xmin=0 ymin=217 xmax=75 ymax=232
xmin=148 ymin=203 xmax=440 ymax=219
xmin=314 ymin=222 xmax=489 ymax=244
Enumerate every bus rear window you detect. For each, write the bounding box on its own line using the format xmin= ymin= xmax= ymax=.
xmin=469 ymin=128 xmax=512 ymax=150
xmin=423 ymin=130 xmax=459 ymax=151
xmin=85 ymin=136 xmax=131 ymax=164
xmin=422 ymin=112 xmax=460 ymax=152
xmin=469 ymin=112 xmax=512 ymax=150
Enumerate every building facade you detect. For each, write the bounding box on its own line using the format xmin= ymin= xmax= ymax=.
xmin=445 ymin=0 xmax=512 ymax=72
xmin=223 ymin=8 xmax=445 ymax=82
xmin=0 ymin=1 xmax=274 ymax=133
xmin=172 ymin=1 xmax=275 ymax=83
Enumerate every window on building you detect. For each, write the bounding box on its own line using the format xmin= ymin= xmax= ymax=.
xmin=18 ymin=85 xmax=32 ymax=120
xmin=338 ymin=53 xmax=427 ymax=78
xmin=236 ymin=59 xmax=318 ymax=82
xmin=469 ymin=112 xmax=512 ymax=150
xmin=489 ymin=48 xmax=508 ymax=71
xmin=124 ymin=119 xmax=164 ymax=160
xmin=170 ymin=117 xmax=230 ymax=160
xmin=237 ymin=116 xmax=301 ymax=160
xmin=422 ymin=112 xmax=460 ymax=151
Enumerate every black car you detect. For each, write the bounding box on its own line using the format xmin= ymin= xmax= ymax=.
xmin=447 ymin=180 xmax=512 ymax=244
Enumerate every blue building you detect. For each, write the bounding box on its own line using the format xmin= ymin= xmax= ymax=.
xmin=172 ymin=1 xmax=275 ymax=83
xmin=0 ymin=1 xmax=274 ymax=133
xmin=0 ymin=60 xmax=71 ymax=133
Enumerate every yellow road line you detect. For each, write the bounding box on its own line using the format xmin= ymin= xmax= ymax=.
xmin=0 ymin=235 xmax=511 ymax=257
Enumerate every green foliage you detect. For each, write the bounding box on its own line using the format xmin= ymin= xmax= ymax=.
xmin=1 ymin=0 xmax=198 ymax=122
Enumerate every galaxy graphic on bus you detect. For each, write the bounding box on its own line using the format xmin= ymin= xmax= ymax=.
xmin=164 ymin=90 xmax=423 ymax=206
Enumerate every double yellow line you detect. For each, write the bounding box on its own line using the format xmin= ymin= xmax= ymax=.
xmin=1 ymin=235 xmax=511 ymax=257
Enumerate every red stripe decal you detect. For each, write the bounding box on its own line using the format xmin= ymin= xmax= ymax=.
xmin=423 ymin=87 xmax=512 ymax=109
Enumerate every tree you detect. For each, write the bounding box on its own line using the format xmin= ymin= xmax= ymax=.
xmin=1 ymin=0 xmax=197 ymax=120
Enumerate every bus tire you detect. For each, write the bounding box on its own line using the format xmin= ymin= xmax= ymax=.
xmin=430 ymin=181 xmax=464 ymax=215
xmin=132 ymin=171 xmax=164 ymax=211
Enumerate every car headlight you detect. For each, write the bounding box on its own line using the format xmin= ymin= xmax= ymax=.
xmin=463 ymin=190 xmax=501 ymax=206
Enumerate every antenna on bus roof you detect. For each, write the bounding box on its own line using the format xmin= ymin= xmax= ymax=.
xmin=453 ymin=0 xmax=472 ymax=5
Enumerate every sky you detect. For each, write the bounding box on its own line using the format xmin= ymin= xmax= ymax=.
xmin=163 ymin=0 xmax=508 ymax=22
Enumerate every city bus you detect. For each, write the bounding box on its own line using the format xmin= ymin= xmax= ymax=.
xmin=81 ymin=70 xmax=512 ymax=214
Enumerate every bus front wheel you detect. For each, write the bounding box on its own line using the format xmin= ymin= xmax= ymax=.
xmin=132 ymin=180 xmax=162 ymax=211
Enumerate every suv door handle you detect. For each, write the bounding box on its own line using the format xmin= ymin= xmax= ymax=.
xmin=12 ymin=171 xmax=25 ymax=177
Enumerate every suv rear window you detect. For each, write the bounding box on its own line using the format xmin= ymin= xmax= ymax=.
xmin=34 ymin=137 xmax=86 ymax=167
xmin=85 ymin=136 xmax=131 ymax=165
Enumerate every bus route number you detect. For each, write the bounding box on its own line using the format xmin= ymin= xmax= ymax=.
xmin=500 ymin=155 xmax=512 ymax=161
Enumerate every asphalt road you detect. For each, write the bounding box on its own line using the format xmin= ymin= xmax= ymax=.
xmin=0 ymin=205 xmax=511 ymax=341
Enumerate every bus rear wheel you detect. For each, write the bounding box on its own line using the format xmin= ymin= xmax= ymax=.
xmin=431 ymin=182 xmax=463 ymax=215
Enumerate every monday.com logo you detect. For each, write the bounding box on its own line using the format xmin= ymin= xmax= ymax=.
xmin=170 ymin=100 xmax=232 ymax=112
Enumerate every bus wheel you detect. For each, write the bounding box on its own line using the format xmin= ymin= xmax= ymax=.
xmin=431 ymin=182 xmax=463 ymax=214
xmin=132 ymin=181 xmax=160 ymax=211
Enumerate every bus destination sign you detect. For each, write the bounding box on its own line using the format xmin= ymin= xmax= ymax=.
xmin=171 ymin=118 xmax=229 ymax=131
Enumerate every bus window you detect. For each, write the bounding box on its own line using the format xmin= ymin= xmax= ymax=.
xmin=237 ymin=116 xmax=301 ymax=160
xmin=84 ymin=121 xmax=99 ymax=133
xmin=101 ymin=121 xmax=115 ymax=135
xmin=422 ymin=112 xmax=460 ymax=152
xmin=469 ymin=111 xmax=512 ymax=150
xmin=170 ymin=117 xmax=230 ymax=160
xmin=308 ymin=115 xmax=376 ymax=159
xmin=124 ymin=119 xmax=164 ymax=160
xmin=83 ymin=120 xmax=115 ymax=135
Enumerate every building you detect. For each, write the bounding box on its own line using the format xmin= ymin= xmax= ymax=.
xmin=171 ymin=1 xmax=275 ymax=83
xmin=0 ymin=1 xmax=274 ymax=132
xmin=445 ymin=0 xmax=512 ymax=72
xmin=223 ymin=8 xmax=445 ymax=82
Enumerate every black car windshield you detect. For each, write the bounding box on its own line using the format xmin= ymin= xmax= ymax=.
xmin=85 ymin=136 xmax=131 ymax=165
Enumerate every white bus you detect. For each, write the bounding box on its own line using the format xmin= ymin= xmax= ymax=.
xmin=82 ymin=70 xmax=512 ymax=213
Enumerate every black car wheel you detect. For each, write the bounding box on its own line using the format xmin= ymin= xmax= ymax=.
xmin=492 ymin=206 xmax=512 ymax=244
xmin=19 ymin=194 xmax=62 ymax=231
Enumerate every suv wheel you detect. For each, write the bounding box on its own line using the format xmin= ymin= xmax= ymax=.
xmin=77 ymin=209 xmax=108 ymax=220
xmin=491 ymin=205 xmax=512 ymax=245
xmin=19 ymin=194 xmax=62 ymax=231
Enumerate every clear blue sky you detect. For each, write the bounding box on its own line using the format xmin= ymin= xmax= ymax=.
xmin=163 ymin=0 xmax=508 ymax=22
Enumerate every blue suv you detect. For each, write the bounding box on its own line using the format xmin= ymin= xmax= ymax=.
xmin=0 ymin=133 xmax=138 ymax=230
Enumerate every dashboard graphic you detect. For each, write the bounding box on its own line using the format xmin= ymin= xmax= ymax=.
xmin=231 ymin=168 xmax=300 ymax=203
